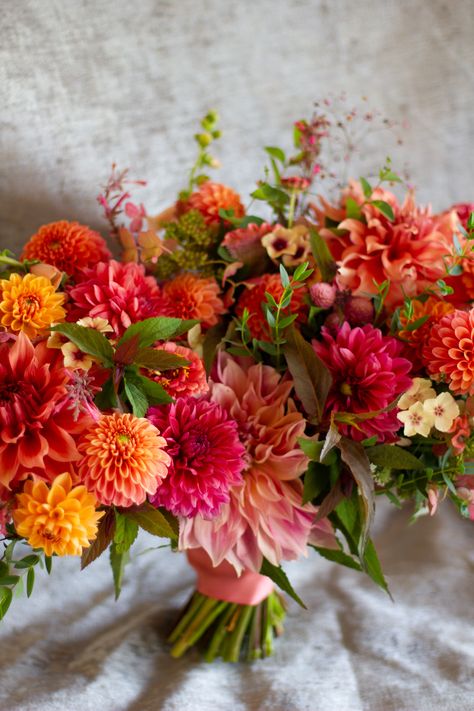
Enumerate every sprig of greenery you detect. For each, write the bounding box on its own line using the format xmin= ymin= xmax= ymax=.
xmin=181 ymin=111 xmax=221 ymax=199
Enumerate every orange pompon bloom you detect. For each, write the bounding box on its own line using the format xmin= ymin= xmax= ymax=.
xmin=423 ymin=308 xmax=474 ymax=395
xmin=159 ymin=273 xmax=226 ymax=328
xmin=184 ymin=182 xmax=245 ymax=226
xmin=22 ymin=221 xmax=111 ymax=280
xmin=12 ymin=473 xmax=103 ymax=557
xmin=0 ymin=272 xmax=66 ymax=338
xmin=77 ymin=413 xmax=171 ymax=507
xmin=398 ymin=297 xmax=455 ymax=368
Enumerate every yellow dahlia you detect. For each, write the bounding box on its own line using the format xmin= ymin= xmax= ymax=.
xmin=0 ymin=272 xmax=66 ymax=339
xmin=12 ymin=473 xmax=103 ymax=557
xmin=77 ymin=413 xmax=171 ymax=507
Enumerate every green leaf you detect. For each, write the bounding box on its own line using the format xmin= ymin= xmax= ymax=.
xmin=346 ymin=198 xmax=363 ymax=220
xmin=311 ymin=546 xmax=362 ymax=571
xmin=45 ymin=556 xmax=53 ymax=575
xmin=297 ymin=437 xmax=323 ymax=461
xmin=264 ymin=146 xmax=286 ymax=163
xmin=251 ymin=183 xmax=290 ymax=206
xmin=363 ymin=539 xmax=391 ymax=596
xmin=360 ymin=177 xmax=372 ymax=198
xmin=123 ymin=380 xmax=149 ymax=417
xmin=330 ymin=496 xmax=362 ymax=557
xmin=51 ymin=324 xmax=114 ymax=366
xmin=94 ymin=376 xmax=118 ymax=410
xmin=26 ymin=567 xmax=35 ymax=598
xmin=109 ymin=542 xmax=127 ymax=600
xmin=124 ymin=369 xmax=172 ymax=405
xmin=283 ymin=326 xmax=332 ymax=423
xmin=202 ymin=322 xmax=227 ymax=375
xmin=366 ymin=445 xmax=424 ymax=470
xmin=81 ymin=509 xmax=116 ymax=570
xmin=0 ymin=587 xmax=13 ymax=619
xmin=379 ymin=168 xmax=402 ymax=183
xmin=260 ymin=558 xmax=306 ymax=609
xmin=279 ymin=263 xmax=290 ymax=288
xmin=339 ymin=438 xmax=375 ymax=558
xmin=113 ymin=333 xmax=140 ymax=365
xmin=371 ymin=200 xmax=395 ymax=221
xmin=114 ymin=512 xmax=139 ymax=554
xmin=0 ymin=575 xmax=20 ymax=586
xmin=278 ymin=313 xmax=298 ymax=330
xmin=309 ymin=229 xmax=338 ymax=282
xmin=405 ymin=315 xmax=430 ymax=332
xmin=124 ymin=503 xmax=178 ymax=540
xmin=302 ymin=461 xmax=330 ymax=504
xmin=118 ymin=317 xmax=184 ymax=348
xmin=14 ymin=554 xmax=40 ymax=569
xmin=467 ymin=212 xmax=474 ymax=231
xmin=134 ymin=348 xmax=189 ymax=371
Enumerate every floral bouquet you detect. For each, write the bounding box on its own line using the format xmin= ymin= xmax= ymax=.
xmin=1 ymin=106 xmax=473 ymax=663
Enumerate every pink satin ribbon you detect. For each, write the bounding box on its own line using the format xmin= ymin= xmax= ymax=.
xmin=186 ymin=548 xmax=274 ymax=605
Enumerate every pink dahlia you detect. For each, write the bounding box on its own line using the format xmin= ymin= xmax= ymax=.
xmin=145 ymin=342 xmax=208 ymax=398
xmin=313 ymin=322 xmax=412 ymax=443
xmin=0 ymin=333 xmax=90 ymax=489
xmin=148 ymin=396 xmax=245 ymax=518
xmin=179 ymin=353 xmax=325 ymax=574
xmin=67 ymin=260 xmax=161 ymax=337
xmin=316 ymin=181 xmax=456 ymax=309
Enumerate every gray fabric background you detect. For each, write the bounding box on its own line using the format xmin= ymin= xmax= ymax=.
xmin=1 ymin=1 xmax=474 ymax=709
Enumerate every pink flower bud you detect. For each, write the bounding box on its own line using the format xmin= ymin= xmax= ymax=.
xmin=310 ymin=282 xmax=337 ymax=309
xmin=344 ymin=296 xmax=374 ymax=326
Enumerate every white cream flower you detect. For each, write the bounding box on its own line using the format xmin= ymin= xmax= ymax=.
xmin=397 ymin=401 xmax=434 ymax=437
xmin=76 ymin=316 xmax=114 ymax=333
xmin=423 ymin=392 xmax=460 ymax=432
xmin=398 ymin=378 xmax=436 ymax=410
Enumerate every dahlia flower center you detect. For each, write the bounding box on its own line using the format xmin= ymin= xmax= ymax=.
xmin=181 ymin=430 xmax=210 ymax=459
xmin=340 ymin=382 xmax=352 ymax=396
xmin=17 ymin=293 xmax=41 ymax=319
xmin=49 ymin=240 xmax=61 ymax=250
xmin=0 ymin=382 xmax=21 ymax=403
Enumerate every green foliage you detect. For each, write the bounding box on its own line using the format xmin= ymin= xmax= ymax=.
xmin=114 ymin=512 xmax=139 ymax=554
xmin=370 ymin=200 xmax=394 ymax=221
xmin=50 ymin=323 xmax=114 ymax=366
xmin=366 ymin=445 xmax=424 ymax=470
xmin=124 ymin=503 xmax=178 ymax=540
xmin=118 ymin=317 xmax=190 ymax=348
xmin=81 ymin=509 xmax=116 ymax=570
xmin=360 ymin=177 xmax=373 ymax=198
xmin=260 ymin=558 xmax=306 ymax=609
xmin=124 ymin=379 xmax=149 ymax=417
xmin=0 ymin=542 xmax=49 ymax=619
xmin=109 ymin=542 xmax=128 ymax=600
xmin=311 ymin=546 xmax=362 ymax=572
xmin=309 ymin=229 xmax=338 ymax=282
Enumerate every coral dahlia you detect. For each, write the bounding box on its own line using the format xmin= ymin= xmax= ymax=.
xmin=313 ymin=322 xmax=412 ymax=442
xmin=22 ymin=221 xmax=111 ymax=280
xmin=184 ymin=182 xmax=245 ymax=227
xmin=0 ymin=273 xmax=66 ymax=339
xmin=77 ymin=413 xmax=170 ymax=507
xmin=423 ymin=308 xmax=474 ymax=395
xmin=179 ymin=354 xmax=321 ymax=573
xmin=0 ymin=333 xmax=90 ymax=489
xmin=144 ymin=342 xmax=208 ymax=398
xmin=12 ymin=473 xmax=103 ymax=557
xmin=158 ymin=273 xmax=225 ymax=329
xmin=148 ymin=396 xmax=245 ymax=518
xmin=67 ymin=260 xmax=162 ymax=337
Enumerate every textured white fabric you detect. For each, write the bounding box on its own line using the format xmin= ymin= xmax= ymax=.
xmin=1 ymin=1 xmax=474 ymax=709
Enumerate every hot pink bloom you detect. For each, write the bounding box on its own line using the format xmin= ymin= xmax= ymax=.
xmin=0 ymin=333 xmax=90 ymax=490
xmin=67 ymin=260 xmax=161 ymax=337
xmin=179 ymin=354 xmax=326 ymax=574
xmin=313 ymin=322 xmax=412 ymax=443
xmin=145 ymin=342 xmax=208 ymax=398
xmin=316 ymin=181 xmax=456 ymax=309
xmin=148 ymin=397 xmax=245 ymax=518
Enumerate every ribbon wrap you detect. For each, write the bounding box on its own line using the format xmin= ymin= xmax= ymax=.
xmin=186 ymin=548 xmax=274 ymax=606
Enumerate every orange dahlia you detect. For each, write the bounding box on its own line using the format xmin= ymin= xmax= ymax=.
xmin=159 ymin=273 xmax=226 ymax=328
xmin=423 ymin=308 xmax=474 ymax=395
xmin=77 ymin=413 xmax=171 ymax=507
xmin=22 ymin=221 xmax=111 ymax=280
xmin=0 ymin=272 xmax=66 ymax=339
xmin=184 ymin=182 xmax=245 ymax=226
xmin=12 ymin=473 xmax=103 ymax=556
xmin=397 ymin=296 xmax=455 ymax=368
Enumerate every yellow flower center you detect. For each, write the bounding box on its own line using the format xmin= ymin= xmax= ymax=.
xmin=17 ymin=293 xmax=41 ymax=320
xmin=340 ymin=382 xmax=352 ymax=396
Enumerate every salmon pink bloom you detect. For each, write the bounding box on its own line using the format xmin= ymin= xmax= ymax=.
xmin=158 ymin=273 xmax=225 ymax=329
xmin=144 ymin=342 xmax=208 ymax=398
xmin=183 ymin=182 xmax=245 ymax=227
xmin=423 ymin=308 xmax=474 ymax=395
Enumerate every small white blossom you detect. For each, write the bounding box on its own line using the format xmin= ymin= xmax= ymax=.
xmin=423 ymin=392 xmax=460 ymax=432
xmin=397 ymin=401 xmax=434 ymax=437
xmin=398 ymin=378 xmax=436 ymax=410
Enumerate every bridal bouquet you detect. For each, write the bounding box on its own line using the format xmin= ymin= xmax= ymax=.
xmin=1 ymin=107 xmax=473 ymax=662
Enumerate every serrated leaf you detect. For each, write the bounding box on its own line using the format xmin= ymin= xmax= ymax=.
xmin=283 ymin=326 xmax=332 ymax=423
xmin=260 ymin=558 xmax=306 ymax=608
xmin=114 ymin=512 xmax=139 ymax=554
xmin=124 ymin=503 xmax=178 ymax=540
xmin=135 ymin=348 xmax=189 ymax=371
xmin=123 ymin=380 xmax=149 ymax=417
xmin=51 ymin=324 xmax=114 ymax=366
xmin=309 ymin=229 xmax=338 ymax=282
xmin=118 ymin=317 xmax=184 ymax=348
xmin=94 ymin=376 xmax=118 ymax=410
xmin=339 ymin=437 xmax=374 ymax=558
xmin=366 ymin=445 xmax=424 ymax=470
xmin=81 ymin=509 xmax=116 ymax=570
xmin=0 ymin=587 xmax=12 ymax=619
xmin=371 ymin=200 xmax=394 ymax=221
xmin=26 ymin=567 xmax=35 ymax=598
xmin=363 ymin=539 xmax=391 ymax=596
xmin=114 ymin=333 xmax=140 ymax=365
xmin=124 ymin=369 xmax=172 ymax=405
xmin=109 ymin=543 xmax=127 ymax=600
xmin=312 ymin=546 xmax=362 ymax=571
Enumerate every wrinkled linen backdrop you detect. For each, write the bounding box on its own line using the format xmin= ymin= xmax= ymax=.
xmin=1 ymin=2 xmax=474 ymax=710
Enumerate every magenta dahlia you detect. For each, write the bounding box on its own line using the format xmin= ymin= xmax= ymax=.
xmin=67 ymin=260 xmax=161 ymax=337
xmin=148 ymin=396 xmax=245 ymax=518
xmin=313 ymin=322 xmax=412 ymax=443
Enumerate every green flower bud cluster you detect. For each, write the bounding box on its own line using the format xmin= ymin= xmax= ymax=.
xmin=155 ymin=210 xmax=219 ymax=279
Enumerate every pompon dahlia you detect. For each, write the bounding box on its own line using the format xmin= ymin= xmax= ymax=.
xmin=158 ymin=273 xmax=225 ymax=329
xmin=179 ymin=353 xmax=324 ymax=574
xmin=183 ymin=182 xmax=245 ymax=227
xmin=235 ymin=273 xmax=308 ymax=341
xmin=0 ymin=273 xmax=66 ymax=339
xmin=77 ymin=413 xmax=170 ymax=507
xmin=0 ymin=333 xmax=90 ymax=489
xmin=144 ymin=342 xmax=208 ymax=398
xmin=12 ymin=473 xmax=103 ymax=557
xmin=423 ymin=308 xmax=474 ymax=395
xmin=22 ymin=221 xmax=111 ymax=280
xmin=313 ymin=322 xmax=412 ymax=442
xmin=148 ymin=396 xmax=245 ymax=518
xmin=67 ymin=260 xmax=161 ymax=337
xmin=315 ymin=181 xmax=456 ymax=309
xmin=397 ymin=296 xmax=455 ymax=370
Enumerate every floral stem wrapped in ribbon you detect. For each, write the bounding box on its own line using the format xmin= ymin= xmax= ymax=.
xmin=1 ymin=101 xmax=473 ymax=663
